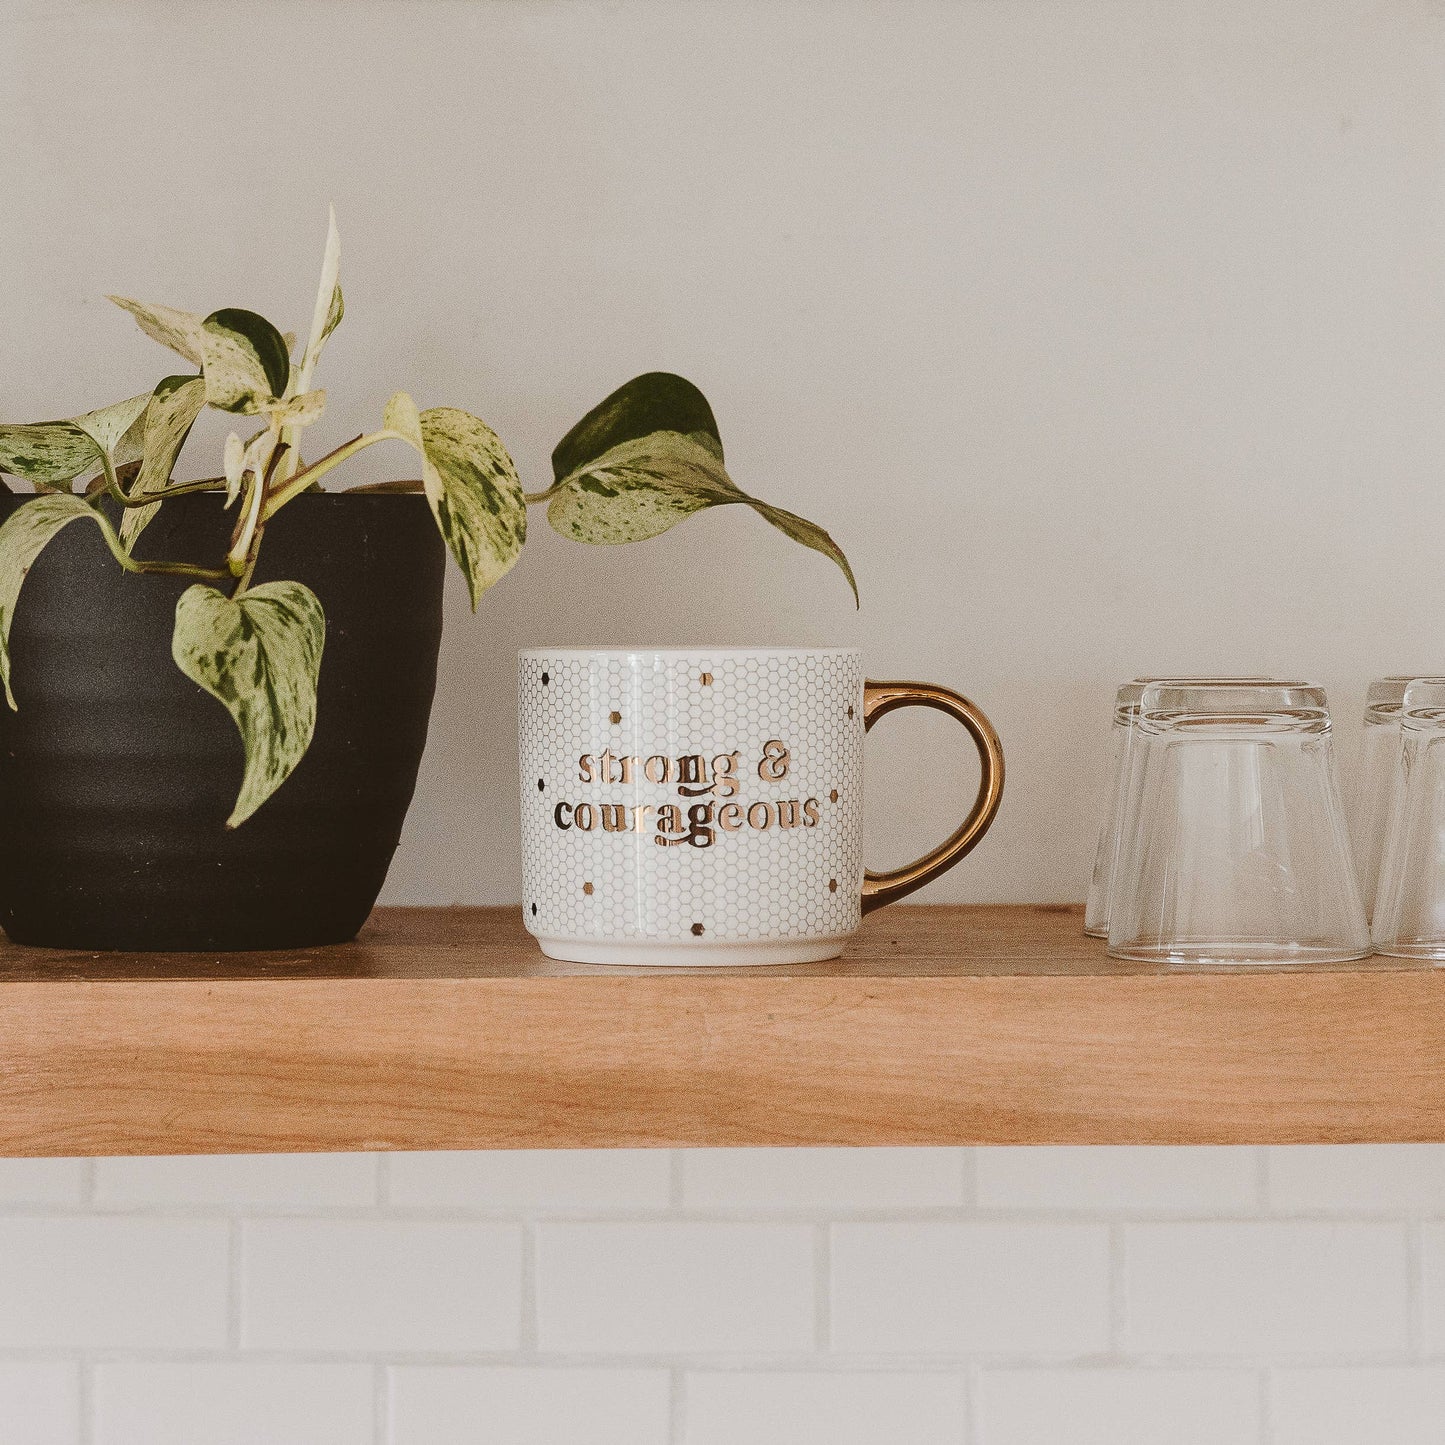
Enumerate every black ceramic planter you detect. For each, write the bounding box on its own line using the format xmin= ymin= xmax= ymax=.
xmin=0 ymin=491 xmax=445 ymax=950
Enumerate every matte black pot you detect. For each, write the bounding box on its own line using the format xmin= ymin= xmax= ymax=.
xmin=0 ymin=492 xmax=445 ymax=950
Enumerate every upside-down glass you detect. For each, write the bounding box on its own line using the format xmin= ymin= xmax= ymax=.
xmin=1371 ymin=678 xmax=1445 ymax=958
xmin=1107 ymin=682 xmax=1369 ymax=965
xmin=1349 ymin=676 xmax=1414 ymax=923
xmin=1084 ymin=677 xmax=1271 ymax=938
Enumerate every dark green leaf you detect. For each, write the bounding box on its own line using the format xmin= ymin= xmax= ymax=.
xmin=200 ymin=308 xmax=291 ymax=412
xmin=551 ymin=372 xmax=722 ymax=484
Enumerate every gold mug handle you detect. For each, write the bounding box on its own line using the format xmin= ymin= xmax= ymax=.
xmin=860 ymin=680 xmax=1005 ymax=913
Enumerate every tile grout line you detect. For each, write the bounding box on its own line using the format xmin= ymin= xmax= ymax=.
xmin=669 ymin=1150 xmax=685 ymax=1211
xmin=519 ymin=1221 xmax=540 ymax=1353
xmin=1107 ymin=1222 xmax=1126 ymax=1354
xmin=814 ymin=1222 xmax=831 ymax=1353
xmin=227 ymin=1218 xmax=244 ymax=1352
xmin=80 ymin=1159 xmax=98 ymax=1208
xmin=373 ymin=1360 xmax=389 ymax=1445
xmin=959 ymin=1147 xmax=978 ymax=1210
xmin=1407 ymin=1218 xmax=1424 ymax=1357
xmin=668 ymin=1365 xmax=687 ymax=1445
xmin=77 ymin=1359 xmax=95 ymax=1445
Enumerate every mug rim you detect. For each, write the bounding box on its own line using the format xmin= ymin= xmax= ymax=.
xmin=518 ymin=646 xmax=860 ymax=659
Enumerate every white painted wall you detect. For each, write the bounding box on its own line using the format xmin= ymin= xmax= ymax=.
xmin=6 ymin=0 xmax=1445 ymax=1439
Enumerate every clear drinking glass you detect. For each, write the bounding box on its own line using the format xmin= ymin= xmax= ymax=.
xmin=1107 ymin=682 xmax=1368 ymax=965
xmin=1084 ymin=677 xmax=1271 ymax=938
xmin=1350 ymin=676 xmax=1413 ymax=923
xmin=1371 ymin=678 xmax=1445 ymax=959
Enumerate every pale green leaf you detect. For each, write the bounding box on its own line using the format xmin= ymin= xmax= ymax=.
xmin=384 ymin=392 xmax=526 ymax=610
xmin=120 ymin=376 xmax=207 ymax=550
xmin=107 ymin=295 xmax=206 ymax=365
xmin=0 ymin=494 xmax=113 ymax=707
xmin=0 ymin=392 xmax=152 ymax=491
xmin=199 ymin=308 xmax=290 ymax=414
xmin=548 ymin=429 xmax=857 ymax=604
xmin=296 ymin=206 xmax=342 ymax=395
xmin=223 ymin=429 xmax=278 ymax=523
xmin=171 ymin=580 xmax=326 ymax=827
xmin=224 ymin=432 xmax=245 ymax=505
xmin=70 ymin=393 xmax=152 ymax=465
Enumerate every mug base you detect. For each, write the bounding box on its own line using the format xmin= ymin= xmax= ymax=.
xmin=534 ymin=934 xmax=851 ymax=967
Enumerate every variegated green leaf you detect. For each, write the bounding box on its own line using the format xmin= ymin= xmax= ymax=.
xmin=0 ymin=421 xmax=103 ymax=490
xmin=0 ymin=494 xmax=113 ymax=707
xmin=200 ymin=308 xmax=291 ymax=414
xmin=171 ymin=580 xmax=325 ymax=827
xmin=120 ymin=376 xmax=208 ymax=550
xmin=383 ymin=393 xmax=526 ymax=610
xmin=264 ymin=389 xmax=325 ymax=429
xmin=548 ymin=429 xmax=858 ymax=604
xmin=0 ymin=393 xmax=152 ymax=491
xmin=551 ymin=372 xmax=723 ymax=483
xmin=107 ymin=295 xmax=206 ymax=365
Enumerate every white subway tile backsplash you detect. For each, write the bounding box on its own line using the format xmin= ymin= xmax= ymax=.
xmin=94 ymin=1153 xmax=378 ymax=1207
xmin=0 ymin=1159 xmax=87 ymax=1207
xmin=830 ymin=1223 xmax=1110 ymax=1354
xmin=388 ymin=1150 xmax=670 ymax=1209
xmin=683 ymin=1370 xmax=966 ymax=1445
xmin=0 ymin=1143 xmax=1444 ymax=1445
xmin=1270 ymin=1367 xmax=1445 ymax=1445
xmin=681 ymin=1148 xmax=963 ymax=1209
xmin=242 ymin=1220 xmax=521 ymax=1351
xmin=975 ymin=1368 xmax=1260 ymax=1445
xmin=536 ymin=1223 xmax=814 ymax=1353
xmin=390 ymin=1367 xmax=671 ymax=1445
xmin=977 ymin=1146 xmax=1257 ymax=1212
xmin=0 ymin=1363 xmax=80 ymax=1445
xmin=0 ymin=1218 xmax=228 ymax=1348
xmin=92 ymin=1364 xmax=374 ymax=1445
xmin=1124 ymin=1223 xmax=1409 ymax=1355
xmin=1267 ymin=1145 xmax=1445 ymax=1212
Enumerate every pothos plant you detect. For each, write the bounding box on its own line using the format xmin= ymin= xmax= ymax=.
xmin=0 ymin=212 xmax=856 ymax=827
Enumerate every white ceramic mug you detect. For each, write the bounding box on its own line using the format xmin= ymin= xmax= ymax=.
xmin=518 ymin=648 xmax=1003 ymax=965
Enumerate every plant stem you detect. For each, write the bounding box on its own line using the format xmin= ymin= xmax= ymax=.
xmin=87 ymin=506 xmax=228 ymax=580
xmin=233 ymin=540 xmax=262 ymax=593
xmin=524 ymin=485 xmax=560 ymax=505
xmin=99 ymin=452 xmax=130 ymax=507
xmin=113 ymin=477 xmax=226 ymax=506
xmin=262 ymin=429 xmax=401 ymax=520
xmin=128 ymin=558 xmax=231 ymax=580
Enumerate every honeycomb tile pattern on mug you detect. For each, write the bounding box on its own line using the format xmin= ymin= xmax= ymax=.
xmin=519 ymin=652 xmax=863 ymax=941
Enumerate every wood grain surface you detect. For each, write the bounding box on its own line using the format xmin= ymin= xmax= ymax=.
xmin=2 ymin=904 xmax=1442 ymax=1155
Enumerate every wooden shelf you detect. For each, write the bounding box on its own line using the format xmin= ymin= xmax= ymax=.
xmin=3 ymin=904 xmax=1443 ymax=1156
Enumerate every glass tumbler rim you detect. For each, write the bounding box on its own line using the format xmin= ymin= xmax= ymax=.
xmin=1112 ymin=676 xmax=1283 ymax=724
xmin=1366 ymin=675 xmax=1437 ymax=722
xmin=1136 ymin=681 xmax=1330 ymax=737
xmin=1398 ymin=677 xmax=1445 ymax=730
